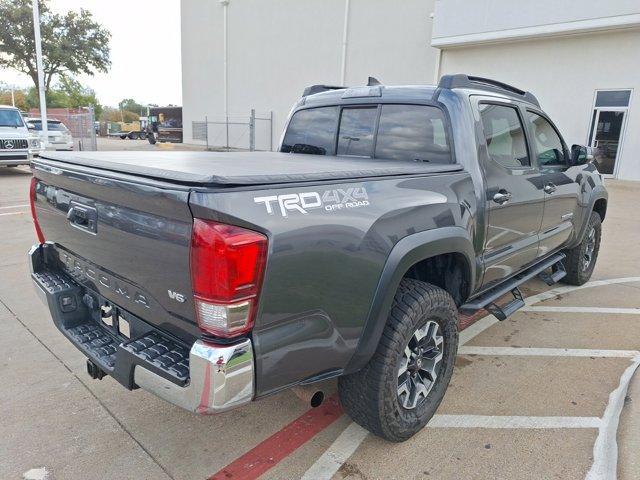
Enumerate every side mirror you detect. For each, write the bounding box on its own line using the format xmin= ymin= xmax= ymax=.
xmin=26 ymin=122 xmax=36 ymax=130
xmin=571 ymin=144 xmax=595 ymax=165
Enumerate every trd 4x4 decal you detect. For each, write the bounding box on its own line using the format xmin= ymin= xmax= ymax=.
xmin=254 ymin=187 xmax=370 ymax=217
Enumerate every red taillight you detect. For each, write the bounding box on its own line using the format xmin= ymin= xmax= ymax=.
xmin=190 ymin=219 xmax=267 ymax=338
xmin=30 ymin=177 xmax=45 ymax=244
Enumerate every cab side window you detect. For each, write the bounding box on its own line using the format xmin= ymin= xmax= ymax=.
xmin=281 ymin=106 xmax=339 ymax=155
xmin=479 ymin=104 xmax=530 ymax=168
xmin=526 ymin=112 xmax=567 ymax=167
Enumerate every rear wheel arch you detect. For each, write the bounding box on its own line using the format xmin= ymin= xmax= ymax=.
xmin=343 ymin=227 xmax=475 ymax=374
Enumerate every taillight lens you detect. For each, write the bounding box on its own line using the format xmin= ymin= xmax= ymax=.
xmin=190 ymin=219 xmax=267 ymax=338
xmin=30 ymin=177 xmax=45 ymax=244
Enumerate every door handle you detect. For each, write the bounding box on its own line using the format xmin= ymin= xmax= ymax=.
xmin=492 ymin=190 xmax=512 ymax=205
xmin=544 ymin=183 xmax=557 ymax=194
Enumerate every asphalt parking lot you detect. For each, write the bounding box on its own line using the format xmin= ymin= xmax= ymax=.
xmin=1 ymin=165 xmax=639 ymax=480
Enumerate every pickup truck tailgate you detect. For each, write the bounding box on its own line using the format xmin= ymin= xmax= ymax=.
xmin=32 ymin=158 xmax=198 ymax=343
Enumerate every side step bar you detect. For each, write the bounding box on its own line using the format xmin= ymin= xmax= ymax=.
xmin=461 ymin=252 xmax=566 ymax=321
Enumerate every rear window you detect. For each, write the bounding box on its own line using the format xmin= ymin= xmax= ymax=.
xmin=29 ymin=121 xmax=68 ymax=131
xmin=337 ymin=107 xmax=377 ymax=157
xmin=281 ymin=104 xmax=452 ymax=163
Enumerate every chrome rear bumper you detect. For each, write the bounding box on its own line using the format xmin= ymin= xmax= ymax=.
xmin=134 ymin=338 xmax=254 ymax=414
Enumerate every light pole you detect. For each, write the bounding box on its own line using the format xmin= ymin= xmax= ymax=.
xmin=32 ymin=0 xmax=48 ymax=147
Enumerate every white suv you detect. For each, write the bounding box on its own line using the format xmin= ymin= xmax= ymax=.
xmin=0 ymin=105 xmax=41 ymax=166
xmin=26 ymin=117 xmax=74 ymax=151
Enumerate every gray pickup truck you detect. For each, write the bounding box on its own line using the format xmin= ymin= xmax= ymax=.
xmin=29 ymin=75 xmax=607 ymax=442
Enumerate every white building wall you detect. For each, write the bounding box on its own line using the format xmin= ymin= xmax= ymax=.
xmin=439 ymin=28 xmax=640 ymax=180
xmin=181 ymin=0 xmax=438 ymax=149
xmin=432 ymin=0 xmax=640 ymax=46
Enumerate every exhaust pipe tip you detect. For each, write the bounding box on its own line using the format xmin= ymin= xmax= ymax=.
xmin=309 ymin=390 xmax=324 ymax=408
xmin=292 ymin=385 xmax=325 ymax=408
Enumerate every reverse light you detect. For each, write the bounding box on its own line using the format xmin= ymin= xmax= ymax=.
xmin=30 ymin=177 xmax=46 ymax=244
xmin=190 ymin=219 xmax=267 ymax=338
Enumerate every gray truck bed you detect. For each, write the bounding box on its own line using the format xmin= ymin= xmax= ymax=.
xmin=38 ymin=151 xmax=463 ymax=186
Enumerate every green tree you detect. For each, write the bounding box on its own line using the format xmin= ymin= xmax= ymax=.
xmin=100 ymin=107 xmax=138 ymax=123
xmin=118 ymin=98 xmax=146 ymax=116
xmin=0 ymin=83 xmax=29 ymax=110
xmin=0 ymin=0 xmax=110 ymax=92
xmin=11 ymin=76 xmax=103 ymax=115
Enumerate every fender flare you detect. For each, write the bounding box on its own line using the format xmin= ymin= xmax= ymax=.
xmin=343 ymin=226 xmax=476 ymax=374
xmin=570 ymin=187 xmax=608 ymax=248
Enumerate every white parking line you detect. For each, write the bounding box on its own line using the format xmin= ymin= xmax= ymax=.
xmin=302 ymin=276 xmax=640 ymax=480
xmin=0 ymin=211 xmax=24 ymax=217
xmin=459 ymin=313 xmax=496 ymax=346
xmin=522 ymin=306 xmax=640 ymax=315
xmin=428 ymin=414 xmax=601 ymax=429
xmin=524 ymin=277 xmax=640 ymax=306
xmin=0 ymin=204 xmax=29 ymax=209
xmin=300 ymin=422 xmax=369 ymax=480
xmin=458 ymin=346 xmax=639 ymax=358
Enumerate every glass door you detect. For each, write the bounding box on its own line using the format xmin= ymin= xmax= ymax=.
xmin=587 ymin=89 xmax=632 ymax=177
xmin=589 ymin=109 xmax=627 ymax=176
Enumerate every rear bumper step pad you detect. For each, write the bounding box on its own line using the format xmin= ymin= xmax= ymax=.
xmin=32 ymin=263 xmax=189 ymax=388
xmin=29 ymin=243 xmax=255 ymax=414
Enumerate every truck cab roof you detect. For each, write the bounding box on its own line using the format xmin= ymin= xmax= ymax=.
xmin=300 ymin=74 xmax=540 ymax=109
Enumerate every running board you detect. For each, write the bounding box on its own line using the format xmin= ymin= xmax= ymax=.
xmin=461 ymin=252 xmax=566 ymax=321
xmin=538 ymin=259 xmax=566 ymax=286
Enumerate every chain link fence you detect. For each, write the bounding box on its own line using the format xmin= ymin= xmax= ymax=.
xmin=52 ymin=109 xmax=97 ymax=151
xmin=192 ymin=110 xmax=273 ymax=151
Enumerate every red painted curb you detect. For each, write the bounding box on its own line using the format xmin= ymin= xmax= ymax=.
xmin=209 ymin=395 xmax=344 ymax=480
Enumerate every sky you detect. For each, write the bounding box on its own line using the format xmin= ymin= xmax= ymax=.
xmin=0 ymin=0 xmax=182 ymax=107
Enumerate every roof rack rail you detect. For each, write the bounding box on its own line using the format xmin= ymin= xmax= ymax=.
xmin=438 ymin=74 xmax=540 ymax=107
xmin=302 ymin=84 xmax=345 ymax=97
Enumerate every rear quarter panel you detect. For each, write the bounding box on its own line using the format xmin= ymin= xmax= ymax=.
xmin=189 ymin=172 xmax=476 ymax=396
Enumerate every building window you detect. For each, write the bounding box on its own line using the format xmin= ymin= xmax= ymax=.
xmin=595 ymin=90 xmax=631 ymax=108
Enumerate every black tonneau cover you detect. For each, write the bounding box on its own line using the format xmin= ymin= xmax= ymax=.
xmin=38 ymin=151 xmax=463 ymax=187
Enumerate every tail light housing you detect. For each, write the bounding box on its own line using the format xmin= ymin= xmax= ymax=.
xmin=190 ymin=219 xmax=267 ymax=338
xmin=30 ymin=177 xmax=46 ymax=244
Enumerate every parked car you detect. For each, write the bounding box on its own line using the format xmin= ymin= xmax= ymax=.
xmin=28 ymin=74 xmax=607 ymax=442
xmin=26 ymin=118 xmax=74 ymax=151
xmin=0 ymin=105 xmax=41 ymax=166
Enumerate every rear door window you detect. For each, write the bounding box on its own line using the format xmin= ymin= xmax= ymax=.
xmin=281 ymin=106 xmax=339 ymax=155
xmin=375 ymin=105 xmax=451 ymax=163
xmin=336 ymin=107 xmax=378 ymax=157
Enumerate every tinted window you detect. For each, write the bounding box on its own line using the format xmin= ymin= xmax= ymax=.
xmin=526 ymin=112 xmax=566 ymax=167
xmin=337 ymin=107 xmax=377 ymax=157
xmin=479 ymin=104 xmax=529 ymax=168
xmin=30 ymin=121 xmax=68 ymax=131
xmin=281 ymin=106 xmax=339 ymax=155
xmin=375 ymin=105 xmax=451 ymax=163
xmin=595 ymin=90 xmax=631 ymax=108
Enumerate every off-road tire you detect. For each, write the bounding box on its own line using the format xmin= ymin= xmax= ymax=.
xmin=338 ymin=279 xmax=458 ymax=442
xmin=563 ymin=211 xmax=602 ymax=285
